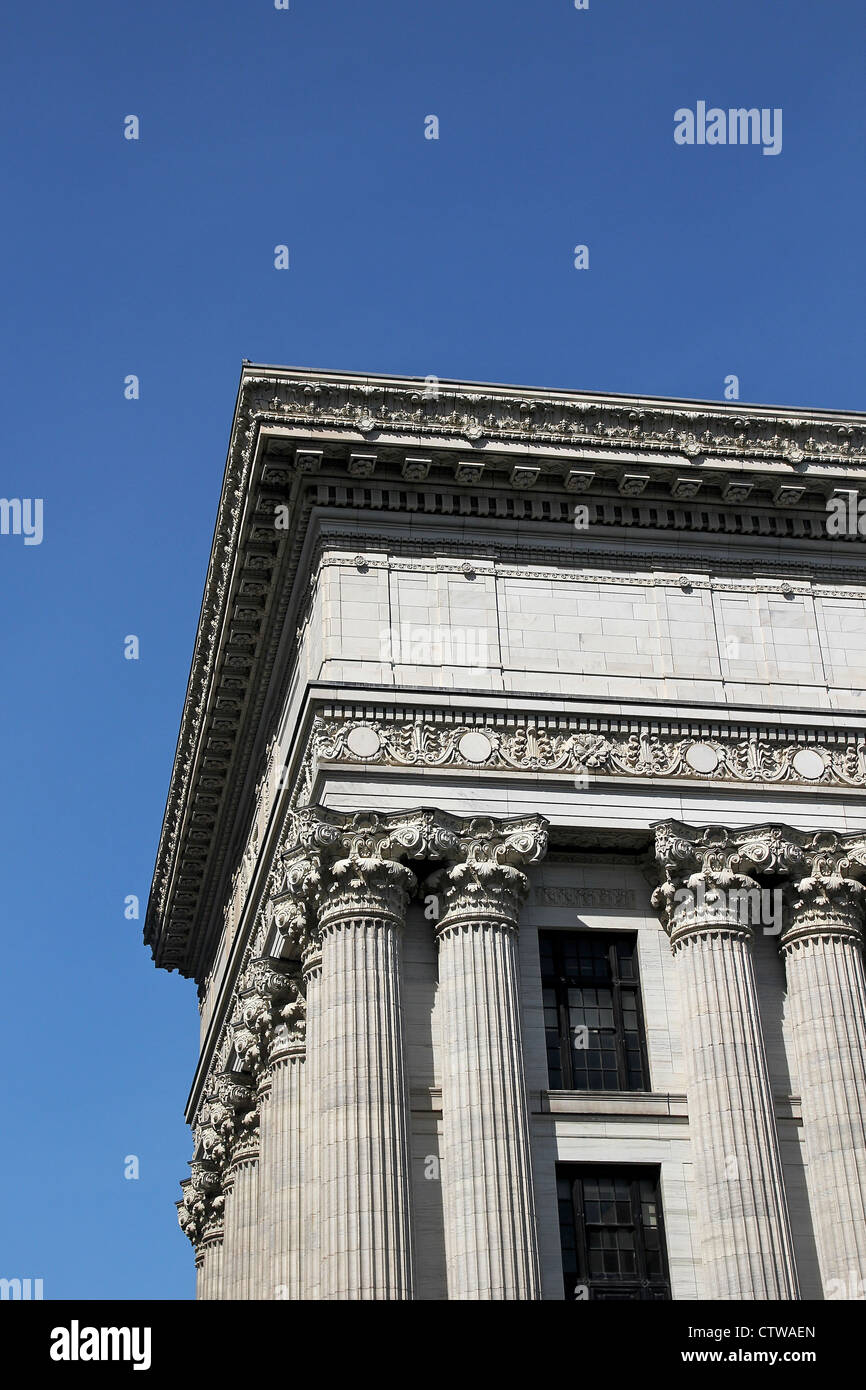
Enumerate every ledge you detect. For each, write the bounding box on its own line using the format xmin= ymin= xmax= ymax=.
xmin=539 ymin=1090 xmax=688 ymax=1117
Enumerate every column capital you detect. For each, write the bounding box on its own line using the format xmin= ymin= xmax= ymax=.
xmin=271 ymin=849 xmax=322 ymax=957
xmin=287 ymin=806 xmax=448 ymax=862
xmin=281 ymin=810 xmax=437 ymax=943
xmin=650 ymin=820 xmax=834 ymax=941
xmin=651 ymin=820 xmax=866 ymax=943
xmin=232 ymin=957 xmax=305 ymax=1076
xmin=782 ymin=830 xmax=866 ymax=946
xmin=652 ymin=823 xmax=759 ymax=940
xmin=783 ymin=874 xmax=866 ymax=948
xmin=285 ymin=807 xmax=548 ymax=872
xmin=279 ymin=806 xmax=548 ymax=938
xmin=432 ymin=815 xmax=549 ymax=937
xmin=211 ymin=1071 xmax=259 ymax=1166
xmin=178 ymin=1161 xmax=225 ymax=1249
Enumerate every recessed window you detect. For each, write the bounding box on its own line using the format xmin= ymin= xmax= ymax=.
xmin=557 ymin=1165 xmax=671 ymax=1301
xmin=540 ymin=930 xmax=648 ymax=1091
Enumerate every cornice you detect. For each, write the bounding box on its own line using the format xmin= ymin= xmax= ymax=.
xmin=245 ymin=365 xmax=866 ymax=467
xmin=144 ymin=365 xmax=866 ymax=980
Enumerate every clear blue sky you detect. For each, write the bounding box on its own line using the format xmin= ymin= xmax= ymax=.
xmin=0 ymin=0 xmax=862 ymax=1299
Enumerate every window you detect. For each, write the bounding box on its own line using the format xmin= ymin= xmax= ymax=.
xmin=557 ymin=1166 xmax=671 ymax=1300
xmin=540 ymin=930 xmax=648 ymax=1091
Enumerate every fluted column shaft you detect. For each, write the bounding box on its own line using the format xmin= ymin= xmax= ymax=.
xmin=665 ymin=875 xmax=799 ymax=1299
xmin=302 ymin=953 xmax=322 ymax=1299
xmin=782 ymin=877 xmax=866 ymax=1296
xmin=196 ymin=1236 xmax=224 ymax=1300
xmin=212 ymin=1074 xmax=259 ymax=1300
xmin=435 ymin=856 xmax=541 ymax=1300
xmin=258 ymin=1044 xmax=306 ymax=1298
xmin=222 ymin=1152 xmax=259 ymax=1298
xmin=233 ymin=956 xmax=307 ymax=1300
xmin=318 ymin=855 xmax=416 ymax=1300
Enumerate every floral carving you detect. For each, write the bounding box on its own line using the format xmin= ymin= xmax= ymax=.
xmin=310 ymin=715 xmax=866 ymax=791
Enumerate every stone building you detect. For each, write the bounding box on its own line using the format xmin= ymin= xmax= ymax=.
xmin=145 ymin=365 xmax=866 ymax=1300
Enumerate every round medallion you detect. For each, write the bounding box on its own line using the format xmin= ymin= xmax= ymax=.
xmin=685 ymin=742 xmax=720 ymax=774
xmin=346 ymin=725 xmax=381 ymax=759
xmin=792 ymin=748 xmax=825 ymax=781
xmin=458 ymin=731 xmax=493 ymax=764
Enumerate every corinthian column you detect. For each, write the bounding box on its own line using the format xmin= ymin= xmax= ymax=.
xmin=653 ymin=823 xmax=799 ymax=1300
xmin=233 ymin=955 xmax=306 ymax=1300
xmin=273 ymin=846 xmax=322 ymax=1300
xmin=433 ymin=815 xmax=548 ymax=1300
xmin=781 ymin=848 xmax=866 ymax=1297
xmin=215 ymin=1072 xmax=260 ymax=1300
xmin=301 ymin=933 xmax=322 ymax=1300
xmin=305 ymin=810 xmax=419 ymax=1300
xmin=178 ymin=1161 xmax=224 ymax=1299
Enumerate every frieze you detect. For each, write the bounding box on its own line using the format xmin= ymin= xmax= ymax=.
xmin=309 ymin=712 xmax=866 ymax=791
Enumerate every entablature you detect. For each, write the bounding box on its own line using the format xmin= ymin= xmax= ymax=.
xmin=145 ymin=365 xmax=866 ymax=983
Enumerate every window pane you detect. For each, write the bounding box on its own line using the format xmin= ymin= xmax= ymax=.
xmin=556 ymin=1164 xmax=671 ymax=1301
xmin=540 ymin=930 xmax=647 ymax=1092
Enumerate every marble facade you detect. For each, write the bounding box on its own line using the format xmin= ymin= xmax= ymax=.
xmin=147 ymin=367 xmax=866 ymax=1299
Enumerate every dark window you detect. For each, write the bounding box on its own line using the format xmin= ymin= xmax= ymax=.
xmin=539 ymin=930 xmax=648 ymax=1091
xmin=557 ymin=1166 xmax=671 ymax=1300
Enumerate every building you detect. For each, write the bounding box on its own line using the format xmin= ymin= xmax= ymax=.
xmin=145 ymin=365 xmax=866 ymax=1300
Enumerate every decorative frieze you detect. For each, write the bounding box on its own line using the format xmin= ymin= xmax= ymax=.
xmin=310 ymin=711 xmax=866 ymax=790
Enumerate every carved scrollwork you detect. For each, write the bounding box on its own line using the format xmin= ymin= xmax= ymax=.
xmin=430 ymin=814 xmax=549 ymax=935
xmin=233 ymin=956 xmax=305 ymax=1069
xmin=785 ymin=874 xmax=866 ymax=945
xmin=177 ymin=1161 xmax=225 ymax=1248
xmin=651 ymin=821 xmax=866 ymax=944
xmin=310 ymin=715 xmax=866 ymax=792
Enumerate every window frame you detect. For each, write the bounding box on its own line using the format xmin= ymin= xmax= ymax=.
xmin=557 ymin=1163 xmax=672 ymax=1301
xmin=540 ymin=928 xmax=651 ymax=1092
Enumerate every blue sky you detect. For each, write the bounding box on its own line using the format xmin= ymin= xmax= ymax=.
xmin=0 ymin=0 xmax=862 ymax=1299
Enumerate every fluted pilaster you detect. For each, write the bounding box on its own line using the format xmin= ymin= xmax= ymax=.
xmin=433 ymin=815 xmax=547 ymax=1300
xmin=782 ymin=869 xmax=866 ymax=1297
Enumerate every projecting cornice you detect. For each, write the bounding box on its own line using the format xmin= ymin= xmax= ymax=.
xmin=144 ymin=365 xmax=866 ymax=980
xmin=246 ymin=365 xmax=866 ymax=468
